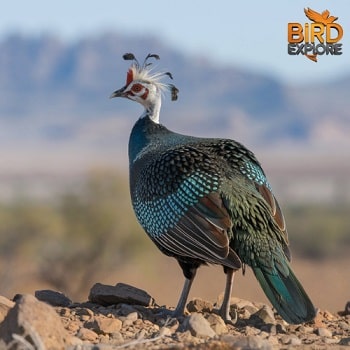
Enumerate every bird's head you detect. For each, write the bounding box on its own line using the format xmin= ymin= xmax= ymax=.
xmin=110 ymin=53 xmax=178 ymax=122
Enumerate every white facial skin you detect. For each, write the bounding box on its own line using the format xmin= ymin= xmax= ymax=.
xmin=119 ymin=81 xmax=162 ymax=123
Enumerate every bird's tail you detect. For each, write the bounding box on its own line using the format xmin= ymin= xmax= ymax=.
xmin=252 ymin=264 xmax=316 ymax=324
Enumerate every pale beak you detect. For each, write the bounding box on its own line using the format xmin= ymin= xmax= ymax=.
xmin=109 ymin=86 xmax=127 ymax=99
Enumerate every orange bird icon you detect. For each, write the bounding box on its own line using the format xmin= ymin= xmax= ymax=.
xmin=304 ymin=8 xmax=338 ymax=25
xmin=303 ymin=8 xmax=339 ymax=62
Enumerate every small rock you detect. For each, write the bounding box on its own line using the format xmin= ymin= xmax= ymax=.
xmin=312 ymin=309 xmax=326 ymax=327
xmin=123 ymin=330 xmax=134 ymax=338
xmin=340 ymin=337 xmax=350 ymax=346
xmin=68 ymin=336 xmax=83 ymax=346
xmin=75 ymin=307 xmax=94 ymax=321
xmin=206 ymin=313 xmax=228 ymax=335
xmin=222 ymin=335 xmax=272 ymax=350
xmin=220 ymin=334 xmax=236 ymax=343
xmin=241 ymin=308 xmax=253 ymax=319
xmin=255 ymin=305 xmax=276 ymax=324
xmin=174 ymin=330 xmax=194 ymax=342
xmin=281 ymin=334 xmax=302 ymax=345
xmin=75 ymin=307 xmax=93 ymax=316
xmin=134 ymin=319 xmax=143 ymax=326
xmin=159 ymin=326 xmax=173 ymax=337
xmin=324 ymin=337 xmax=340 ymax=344
xmin=77 ymin=327 xmax=99 ymax=342
xmin=117 ymin=303 xmax=138 ymax=316
xmin=244 ymin=304 xmax=260 ymax=316
xmin=245 ymin=326 xmax=260 ymax=336
xmin=99 ymin=334 xmax=110 ymax=343
xmin=339 ymin=321 xmax=350 ymax=331
xmin=317 ymin=327 xmax=333 ymax=337
xmin=122 ymin=319 xmax=134 ymax=328
xmin=260 ymin=324 xmax=276 ymax=335
xmin=89 ymin=282 xmax=154 ymax=307
xmin=320 ymin=309 xmax=336 ymax=321
xmin=125 ymin=311 xmax=138 ymax=322
xmin=0 ymin=296 xmax=15 ymax=323
xmin=289 ymin=336 xmax=302 ymax=346
xmin=183 ymin=312 xmax=216 ymax=338
xmin=0 ymin=294 xmax=72 ymax=349
xmin=35 ymin=289 xmax=72 ymax=307
xmin=80 ymin=314 xmax=91 ymax=322
xmin=110 ymin=331 xmax=124 ymax=344
xmin=233 ymin=298 xmax=257 ymax=310
xmin=86 ymin=315 xmax=122 ymax=334
xmin=67 ymin=321 xmax=80 ymax=333
xmin=297 ymin=325 xmax=314 ymax=333
xmin=267 ymin=335 xmax=279 ymax=346
xmin=187 ymin=298 xmax=213 ymax=313
xmin=59 ymin=307 xmax=71 ymax=317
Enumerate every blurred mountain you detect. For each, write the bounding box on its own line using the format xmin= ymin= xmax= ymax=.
xmin=0 ymin=32 xmax=349 ymax=177
xmin=288 ymin=77 xmax=350 ymax=147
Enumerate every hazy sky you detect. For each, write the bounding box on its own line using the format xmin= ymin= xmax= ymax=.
xmin=1 ymin=0 xmax=349 ymax=84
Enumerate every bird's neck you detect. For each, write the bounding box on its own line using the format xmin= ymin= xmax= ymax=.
xmin=142 ymin=94 xmax=161 ymax=124
xmin=128 ymin=115 xmax=160 ymax=166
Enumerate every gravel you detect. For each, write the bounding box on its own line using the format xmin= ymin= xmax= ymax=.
xmin=0 ymin=282 xmax=349 ymax=349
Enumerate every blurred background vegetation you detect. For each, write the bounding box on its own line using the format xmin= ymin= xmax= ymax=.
xmin=0 ymin=170 xmax=349 ymax=311
xmin=0 ymin=170 xmax=148 ymax=298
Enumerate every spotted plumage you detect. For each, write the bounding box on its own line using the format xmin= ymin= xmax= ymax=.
xmin=110 ymin=53 xmax=316 ymax=324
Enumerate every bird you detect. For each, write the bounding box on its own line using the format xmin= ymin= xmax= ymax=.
xmin=304 ymin=8 xmax=338 ymax=25
xmin=110 ymin=53 xmax=316 ymax=324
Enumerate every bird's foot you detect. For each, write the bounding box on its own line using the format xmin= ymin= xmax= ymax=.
xmin=215 ymin=306 xmax=238 ymax=325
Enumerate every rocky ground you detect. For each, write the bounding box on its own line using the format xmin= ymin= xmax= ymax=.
xmin=0 ymin=282 xmax=349 ymax=350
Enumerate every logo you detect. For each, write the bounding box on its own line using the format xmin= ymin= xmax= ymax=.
xmin=288 ymin=8 xmax=343 ymax=62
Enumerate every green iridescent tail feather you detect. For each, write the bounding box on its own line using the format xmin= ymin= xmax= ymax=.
xmin=253 ymin=264 xmax=316 ymax=324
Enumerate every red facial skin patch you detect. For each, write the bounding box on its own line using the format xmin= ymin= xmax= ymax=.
xmin=126 ymin=68 xmax=133 ymax=85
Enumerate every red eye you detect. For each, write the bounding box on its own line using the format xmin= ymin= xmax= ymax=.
xmin=132 ymin=83 xmax=143 ymax=92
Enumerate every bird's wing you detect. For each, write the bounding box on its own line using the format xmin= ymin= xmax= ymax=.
xmin=197 ymin=139 xmax=291 ymax=261
xmin=153 ymin=191 xmax=242 ymax=270
xmin=321 ymin=10 xmax=330 ymax=19
xmin=304 ymin=7 xmax=324 ymax=23
xmin=219 ymin=144 xmax=291 ymax=261
xmin=327 ymin=16 xmax=338 ymax=23
xmin=133 ymin=145 xmax=242 ymax=270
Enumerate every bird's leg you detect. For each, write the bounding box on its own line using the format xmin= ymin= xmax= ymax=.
xmin=218 ymin=267 xmax=237 ymax=324
xmin=156 ymin=263 xmax=197 ymax=319
xmin=170 ymin=261 xmax=198 ymax=317
xmin=172 ymin=276 xmax=194 ymax=317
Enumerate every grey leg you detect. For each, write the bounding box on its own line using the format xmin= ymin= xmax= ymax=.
xmin=173 ymin=277 xmax=194 ymax=317
xmin=219 ymin=268 xmax=237 ymax=323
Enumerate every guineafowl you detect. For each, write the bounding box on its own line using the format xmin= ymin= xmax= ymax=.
xmin=110 ymin=53 xmax=316 ymax=324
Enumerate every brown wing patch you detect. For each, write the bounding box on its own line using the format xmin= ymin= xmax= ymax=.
xmin=154 ymin=192 xmax=241 ymax=270
xmin=256 ymin=184 xmax=286 ymax=233
xmin=256 ymin=183 xmax=291 ymax=261
xmin=194 ymin=193 xmax=233 ymax=244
